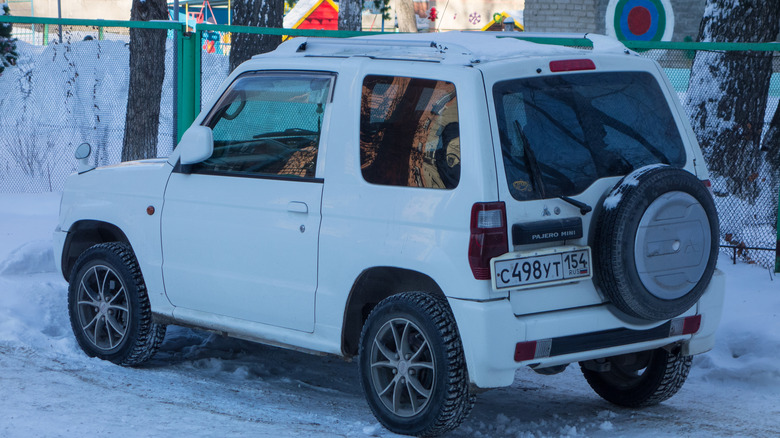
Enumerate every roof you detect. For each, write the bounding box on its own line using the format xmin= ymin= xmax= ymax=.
xmin=480 ymin=12 xmax=525 ymax=32
xmin=257 ymin=32 xmax=634 ymax=66
xmin=283 ymin=0 xmax=338 ymax=29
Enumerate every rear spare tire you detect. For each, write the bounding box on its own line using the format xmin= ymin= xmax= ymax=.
xmin=594 ymin=165 xmax=718 ymax=320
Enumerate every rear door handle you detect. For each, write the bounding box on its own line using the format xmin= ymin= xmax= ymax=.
xmin=287 ymin=201 xmax=309 ymax=214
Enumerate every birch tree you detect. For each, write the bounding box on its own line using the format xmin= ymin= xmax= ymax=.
xmin=684 ymin=0 xmax=780 ymax=202
xmin=339 ymin=0 xmax=362 ymax=31
xmin=395 ymin=0 xmax=417 ymax=33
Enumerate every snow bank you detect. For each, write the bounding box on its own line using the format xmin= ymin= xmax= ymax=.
xmin=0 ymin=273 xmax=77 ymax=357
xmin=0 ymin=240 xmax=55 ymax=275
xmin=694 ymin=260 xmax=780 ymax=388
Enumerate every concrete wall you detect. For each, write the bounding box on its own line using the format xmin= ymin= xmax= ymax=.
xmin=26 ymin=0 xmax=133 ymax=20
xmin=524 ymin=0 xmax=706 ymax=42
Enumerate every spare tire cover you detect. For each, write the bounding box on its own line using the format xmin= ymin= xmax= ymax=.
xmin=594 ymin=165 xmax=719 ymax=320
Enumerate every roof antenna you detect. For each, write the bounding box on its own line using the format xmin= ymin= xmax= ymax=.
xmin=436 ymin=0 xmax=451 ymax=32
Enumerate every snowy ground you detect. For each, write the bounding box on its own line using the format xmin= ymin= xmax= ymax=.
xmin=0 ymin=193 xmax=778 ymax=438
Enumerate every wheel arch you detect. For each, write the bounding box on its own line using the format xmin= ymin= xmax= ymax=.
xmin=60 ymin=220 xmax=131 ymax=281
xmin=341 ymin=267 xmax=445 ymax=357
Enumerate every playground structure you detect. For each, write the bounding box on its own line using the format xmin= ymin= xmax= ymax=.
xmin=170 ymin=0 xmax=340 ymax=54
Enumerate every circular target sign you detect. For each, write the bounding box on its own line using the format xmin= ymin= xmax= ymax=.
xmin=606 ymin=0 xmax=674 ymax=41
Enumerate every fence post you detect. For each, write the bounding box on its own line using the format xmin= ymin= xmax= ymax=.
xmin=776 ymin=190 xmax=779 ymax=273
xmin=98 ymin=26 xmax=104 ymax=41
xmin=43 ymin=23 xmax=48 ymax=45
xmin=176 ymin=25 xmax=201 ymax=142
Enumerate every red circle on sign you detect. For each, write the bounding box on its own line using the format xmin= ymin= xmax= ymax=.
xmin=627 ymin=6 xmax=652 ymax=35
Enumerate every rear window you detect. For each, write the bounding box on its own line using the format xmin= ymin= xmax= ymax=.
xmin=492 ymin=71 xmax=686 ymax=200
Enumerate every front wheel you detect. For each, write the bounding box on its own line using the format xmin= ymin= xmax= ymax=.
xmin=358 ymin=292 xmax=474 ymax=437
xmin=580 ymin=347 xmax=692 ymax=407
xmin=68 ymin=242 xmax=166 ymax=366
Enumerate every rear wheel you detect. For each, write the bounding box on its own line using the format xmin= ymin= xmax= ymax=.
xmin=580 ymin=348 xmax=692 ymax=407
xmin=358 ymin=292 xmax=474 ymax=437
xmin=68 ymin=242 xmax=166 ymax=366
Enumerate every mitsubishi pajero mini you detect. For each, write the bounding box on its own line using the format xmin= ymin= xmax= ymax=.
xmin=55 ymin=32 xmax=724 ymax=436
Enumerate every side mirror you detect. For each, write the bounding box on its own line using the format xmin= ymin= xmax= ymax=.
xmin=179 ymin=126 xmax=214 ymax=166
xmin=75 ymin=142 xmax=95 ymax=174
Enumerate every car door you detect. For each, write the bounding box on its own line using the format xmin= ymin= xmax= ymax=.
xmin=161 ymin=71 xmax=334 ymax=332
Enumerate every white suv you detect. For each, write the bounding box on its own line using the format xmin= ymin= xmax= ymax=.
xmin=55 ymin=32 xmax=724 ymax=437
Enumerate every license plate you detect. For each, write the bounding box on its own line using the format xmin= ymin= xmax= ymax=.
xmin=491 ymin=247 xmax=592 ymax=290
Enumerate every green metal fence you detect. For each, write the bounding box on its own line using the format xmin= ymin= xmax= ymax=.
xmin=0 ymin=15 xmax=778 ymax=271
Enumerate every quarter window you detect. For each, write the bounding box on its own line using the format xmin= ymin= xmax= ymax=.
xmin=194 ymin=72 xmax=334 ymax=179
xmin=360 ymin=75 xmax=460 ymax=189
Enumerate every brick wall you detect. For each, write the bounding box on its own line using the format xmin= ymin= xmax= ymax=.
xmin=524 ymin=0 xmax=601 ymax=33
xmin=524 ymin=0 xmax=707 ymax=42
xmin=672 ymin=0 xmax=706 ymax=41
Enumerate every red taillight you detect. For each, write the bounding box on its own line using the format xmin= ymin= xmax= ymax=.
xmin=682 ymin=315 xmax=702 ymax=335
xmin=514 ymin=341 xmax=537 ymax=362
xmin=549 ymin=59 xmax=596 ymax=72
xmin=468 ymin=202 xmax=508 ymax=280
xmin=514 ymin=339 xmax=552 ymax=362
xmin=670 ymin=314 xmax=702 ymax=336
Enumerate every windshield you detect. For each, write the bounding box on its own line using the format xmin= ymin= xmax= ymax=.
xmin=493 ymin=71 xmax=686 ymax=200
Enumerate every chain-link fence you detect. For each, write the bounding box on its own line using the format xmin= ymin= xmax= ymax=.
xmin=641 ymin=47 xmax=780 ymax=270
xmin=0 ymin=16 xmax=778 ymax=269
xmin=0 ymin=19 xmax=175 ymax=193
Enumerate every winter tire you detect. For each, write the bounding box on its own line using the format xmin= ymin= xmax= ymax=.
xmin=68 ymin=242 xmax=166 ymax=366
xmin=580 ymin=347 xmax=692 ymax=407
xmin=358 ymin=292 xmax=474 ymax=437
xmin=594 ymin=165 xmax=719 ymax=320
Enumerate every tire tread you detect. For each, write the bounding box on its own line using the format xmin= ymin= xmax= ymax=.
xmin=68 ymin=242 xmax=166 ymax=366
xmin=359 ymin=292 xmax=474 ymax=437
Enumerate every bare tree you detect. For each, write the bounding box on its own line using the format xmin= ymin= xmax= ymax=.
xmin=339 ymin=0 xmax=362 ymax=31
xmin=685 ymin=0 xmax=780 ymax=202
xmin=122 ymin=0 xmax=167 ymax=162
xmin=230 ymin=0 xmax=284 ymax=72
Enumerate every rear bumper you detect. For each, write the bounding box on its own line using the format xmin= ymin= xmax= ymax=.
xmin=448 ymin=269 xmax=725 ymax=388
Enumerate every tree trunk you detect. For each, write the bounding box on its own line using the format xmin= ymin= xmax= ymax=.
xmin=122 ymin=0 xmax=168 ymax=162
xmin=684 ymin=0 xmax=780 ymax=202
xmin=395 ymin=0 xmax=418 ymax=33
xmin=762 ymin=95 xmax=780 ymax=175
xmin=229 ymin=0 xmax=284 ymax=72
xmin=339 ymin=0 xmax=363 ymax=31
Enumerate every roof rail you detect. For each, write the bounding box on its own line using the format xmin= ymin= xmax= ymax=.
xmin=262 ymin=37 xmax=478 ymax=65
xmin=491 ymin=32 xmax=632 ymax=55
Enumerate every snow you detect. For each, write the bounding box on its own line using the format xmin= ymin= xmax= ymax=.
xmin=358 ymin=31 xmax=582 ymax=63
xmin=603 ymin=164 xmax=667 ymax=210
xmin=1 ymin=193 xmax=779 ymax=437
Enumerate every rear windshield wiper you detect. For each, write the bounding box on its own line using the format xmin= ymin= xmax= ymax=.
xmin=514 ymin=120 xmax=546 ymax=199
xmin=559 ymin=195 xmax=592 ymax=215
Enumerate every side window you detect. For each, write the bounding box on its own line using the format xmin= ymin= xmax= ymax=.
xmin=194 ymin=72 xmax=334 ymax=179
xmin=360 ymin=75 xmax=460 ymax=189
